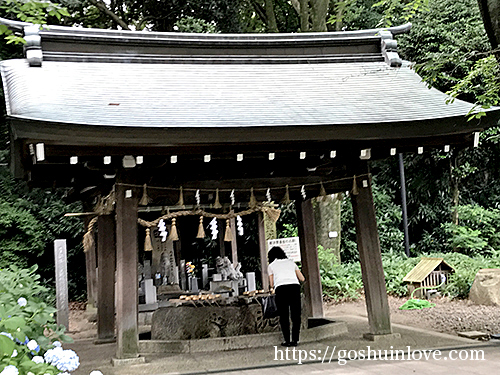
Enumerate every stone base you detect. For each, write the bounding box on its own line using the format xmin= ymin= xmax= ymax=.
xmin=84 ymin=306 xmax=98 ymax=323
xmin=140 ymin=319 xmax=348 ymax=354
xmin=151 ymin=303 xmax=302 ymax=340
xmin=94 ymin=337 xmax=116 ymax=345
xmin=363 ymin=332 xmax=402 ymax=342
xmin=111 ymin=356 xmax=146 ymax=366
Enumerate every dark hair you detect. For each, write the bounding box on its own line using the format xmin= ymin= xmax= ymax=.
xmin=268 ymin=246 xmax=287 ymax=263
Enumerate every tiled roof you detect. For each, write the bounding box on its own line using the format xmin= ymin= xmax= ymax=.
xmin=0 ymin=59 xmax=485 ymax=129
xmin=1 ymin=19 xmax=499 ymax=138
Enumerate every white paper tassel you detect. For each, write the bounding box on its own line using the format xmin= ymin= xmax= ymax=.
xmin=209 ymin=217 xmax=218 ymax=240
xmin=266 ymin=188 xmax=271 ymax=202
xmin=230 ymin=189 xmax=235 ymax=206
xmin=158 ymin=219 xmax=168 ymax=242
xmin=301 ymin=185 xmax=306 ymax=200
xmin=237 ymin=215 xmax=244 ymax=236
xmin=195 ymin=189 xmax=200 ymax=206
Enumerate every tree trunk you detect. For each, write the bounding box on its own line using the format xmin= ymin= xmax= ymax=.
xmin=311 ymin=0 xmax=329 ymax=32
xmin=88 ymin=0 xmax=131 ymax=30
xmin=299 ymin=0 xmax=310 ymax=31
xmin=450 ymin=152 xmax=460 ymax=227
xmin=477 ymin=0 xmax=500 ymax=60
xmin=264 ymin=0 xmax=279 ymax=32
xmin=313 ymin=194 xmax=342 ymax=263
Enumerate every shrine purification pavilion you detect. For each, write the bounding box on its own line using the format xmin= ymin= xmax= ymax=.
xmin=1 ymin=17 xmax=500 ymax=361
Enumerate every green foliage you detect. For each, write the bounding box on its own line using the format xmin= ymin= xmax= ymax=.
xmin=328 ymin=0 xmax=382 ymax=31
xmin=0 ymin=265 xmax=72 ymax=375
xmin=276 ymin=202 xmax=297 ymax=238
xmin=442 ymin=251 xmax=500 ymax=298
xmin=323 ymin=251 xmax=500 ymax=300
xmin=446 ymin=55 xmax=500 ymax=111
xmin=318 ymin=245 xmax=363 ymax=301
xmin=372 ymin=0 xmax=429 ymax=27
xmin=340 ymin=178 xmax=404 ymax=262
xmin=174 ymin=17 xmax=218 ymax=33
xmin=0 ymin=202 xmax=45 ymax=268
xmin=278 ymin=223 xmax=298 ymax=238
xmin=441 ymin=204 xmax=500 ymax=255
xmin=0 ymin=167 xmax=85 ymax=301
xmin=0 ymin=0 xmax=69 ymax=44
xmin=382 ymin=250 xmax=419 ymax=295
xmin=397 ymin=0 xmax=491 ymax=104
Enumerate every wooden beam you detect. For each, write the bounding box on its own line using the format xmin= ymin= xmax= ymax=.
xmin=351 ymin=171 xmax=392 ymax=336
xmin=115 ymin=181 xmax=139 ymax=359
xmin=297 ymin=199 xmax=324 ymax=318
xmin=257 ymin=212 xmax=269 ymax=291
xmin=97 ymin=214 xmax=116 ymax=342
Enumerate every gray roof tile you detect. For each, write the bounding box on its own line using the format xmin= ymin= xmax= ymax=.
xmin=0 ymin=59 xmax=479 ymax=128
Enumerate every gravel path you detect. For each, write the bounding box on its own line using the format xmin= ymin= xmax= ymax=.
xmin=325 ymin=296 xmax=500 ymax=336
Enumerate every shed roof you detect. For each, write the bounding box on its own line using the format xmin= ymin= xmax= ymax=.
xmin=403 ymin=257 xmax=455 ymax=283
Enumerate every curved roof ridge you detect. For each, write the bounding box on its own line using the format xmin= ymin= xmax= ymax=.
xmin=0 ymin=16 xmax=411 ymax=39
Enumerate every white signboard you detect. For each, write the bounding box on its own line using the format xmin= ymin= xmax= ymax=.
xmin=267 ymin=237 xmax=301 ymax=262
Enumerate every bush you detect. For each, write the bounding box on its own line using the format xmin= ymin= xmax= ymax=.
xmin=441 ymin=251 xmax=500 ymax=298
xmin=321 ymin=250 xmax=500 ymax=301
xmin=0 ymin=265 xmax=76 ymax=375
xmin=318 ymin=246 xmax=363 ymax=301
xmin=340 ymin=179 xmax=404 ymax=262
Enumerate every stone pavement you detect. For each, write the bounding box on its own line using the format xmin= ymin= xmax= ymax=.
xmin=68 ymin=315 xmax=499 ymax=375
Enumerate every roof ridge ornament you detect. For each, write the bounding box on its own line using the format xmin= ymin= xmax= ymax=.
xmin=378 ymin=30 xmax=402 ymax=67
xmin=24 ymin=24 xmax=43 ymax=67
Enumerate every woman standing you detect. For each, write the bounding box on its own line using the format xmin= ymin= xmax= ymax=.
xmin=268 ymin=246 xmax=305 ymax=347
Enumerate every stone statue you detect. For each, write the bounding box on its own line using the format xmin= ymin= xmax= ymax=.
xmin=216 ymin=256 xmax=243 ymax=281
xmin=160 ymin=251 xmax=174 ymax=285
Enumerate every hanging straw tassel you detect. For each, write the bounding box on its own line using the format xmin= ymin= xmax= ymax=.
xmin=139 ymin=184 xmax=151 ymax=206
xmin=83 ymin=216 xmax=98 ymax=253
xmin=196 ymin=216 xmax=206 ymax=238
xmin=169 ymin=218 xmax=179 ymax=241
xmin=144 ymin=227 xmax=153 ymax=251
xmin=213 ymin=188 xmax=222 ymax=209
xmin=319 ymin=181 xmax=327 ymax=197
xmin=176 ymin=186 xmax=185 ymax=207
xmin=249 ymin=187 xmax=257 ymax=208
xmin=351 ymin=175 xmax=359 ymax=195
xmin=281 ymin=185 xmax=291 ymax=204
xmin=224 ymin=219 xmax=233 ymax=242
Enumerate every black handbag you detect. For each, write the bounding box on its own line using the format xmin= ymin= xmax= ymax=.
xmin=261 ymin=294 xmax=278 ymax=319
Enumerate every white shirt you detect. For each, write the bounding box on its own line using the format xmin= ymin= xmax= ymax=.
xmin=268 ymin=259 xmax=299 ymax=288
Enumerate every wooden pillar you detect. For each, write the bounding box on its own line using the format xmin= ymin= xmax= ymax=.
xmin=84 ymin=218 xmax=97 ymax=308
xmin=230 ymin=217 xmax=238 ymax=267
xmin=351 ymin=174 xmax=393 ymax=336
xmin=257 ymin=212 xmax=269 ymax=291
xmin=115 ymin=182 xmax=139 ymax=359
xmin=218 ymin=219 xmax=226 ymax=257
xmin=97 ymin=215 xmax=116 ymax=342
xmin=297 ymin=199 xmax=324 ymax=318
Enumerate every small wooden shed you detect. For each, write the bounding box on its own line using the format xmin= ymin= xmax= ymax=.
xmin=403 ymin=257 xmax=454 ymax=298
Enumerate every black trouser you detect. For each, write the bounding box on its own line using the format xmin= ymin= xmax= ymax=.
xmin=275 ymin=284 xmax=301 ymax=343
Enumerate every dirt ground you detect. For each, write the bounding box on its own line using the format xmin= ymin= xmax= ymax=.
xmin=325 ymin=295 xmax=500 ymax=336
xmin=68 ymin=296 xmax=500 ymax=339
